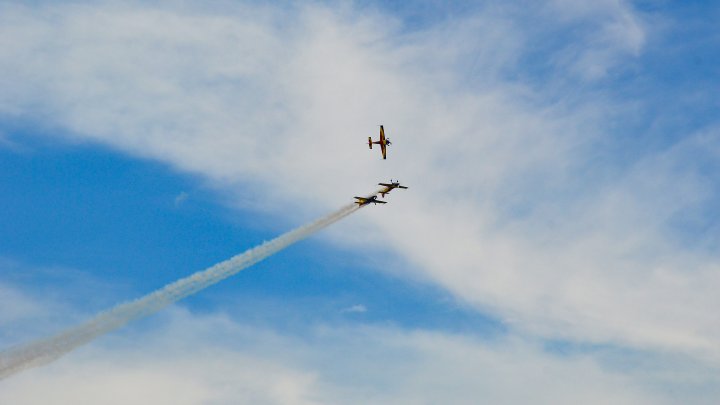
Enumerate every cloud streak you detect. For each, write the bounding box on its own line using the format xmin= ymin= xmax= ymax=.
xmin=5 ymin=307 xmax=715 ymax=404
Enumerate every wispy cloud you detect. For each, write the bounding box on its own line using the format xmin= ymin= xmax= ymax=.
xmin=0 ymin=130 xmax=25 ymax=153
xmin=3 ymin=307 xmax=714 ymax=404
xmin=544 ymin=0 xmax=646 ymax=79
xmin=0 ymin=284 xmax=42 ymax=328
xmin=0 ymin=0 xmax=718 ymax=398
xmin=341 ymin=304 xmax=367 ymax=314
xmin=173 ymin=191 xmax=189 ymax=207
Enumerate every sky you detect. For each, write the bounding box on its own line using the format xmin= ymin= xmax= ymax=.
xmin=1 ymin=0 xmax=720 ymax=403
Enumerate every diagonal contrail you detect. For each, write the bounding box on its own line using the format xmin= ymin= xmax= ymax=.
xmin=0 ymin=198 xmax=370 ymax=380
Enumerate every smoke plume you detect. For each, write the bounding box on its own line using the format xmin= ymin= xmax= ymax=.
xmin=0 ymin=200 xmax=366 ymax=380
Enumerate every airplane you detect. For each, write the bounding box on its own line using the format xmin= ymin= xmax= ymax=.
xmin=354 ymin=195 xmax=387 ymax=206
xmin=368 ymin=125 xmax=392 ymax=159
xmin=378 ymin=180 xmax=408 ymax=198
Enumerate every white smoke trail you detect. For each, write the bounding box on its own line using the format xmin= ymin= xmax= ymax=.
xmin=0 ymin=200 xmax=366 ymax=380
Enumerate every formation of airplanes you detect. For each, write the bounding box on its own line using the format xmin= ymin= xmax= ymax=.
xmin=355 ymin=126 xmax=407 ymax=206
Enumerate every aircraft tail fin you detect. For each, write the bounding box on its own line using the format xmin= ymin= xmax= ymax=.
xmin=368 ymin=137 xmax=373 ymax=149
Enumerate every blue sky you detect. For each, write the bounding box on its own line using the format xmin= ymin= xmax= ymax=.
xmin=1 ymin=0 xmax=720 ymax=403
xmin=0 ymin=136 xmax=501 ymax=339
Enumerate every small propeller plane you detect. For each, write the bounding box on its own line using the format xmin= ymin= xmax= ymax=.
xmin=354 ymin=195 xmax=387 ymax=206
xmin=378 ymin=180 xmax=408 ymax=198
xmin=368 ymin=125 xmax=392 ymax=159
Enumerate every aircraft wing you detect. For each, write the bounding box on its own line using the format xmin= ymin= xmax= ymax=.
xmin=379 ymin=126 xmax=387 ymax=159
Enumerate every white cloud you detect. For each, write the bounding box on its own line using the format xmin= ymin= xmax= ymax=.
xmin=0 ymin=284 xmax=42 ymax=328
xmin=173 ymin=191 xmax=189 ymax=207
xmin=0 ymin=130 xmax=24 ymax=152
xmin=543 ymin=0 xmax=646 ymax=79
xmin=0 ymin=260 xmax=133 ymax=348
xmin=341 ymin=304 xmax=367 ymax=314
xmin=0 ymin=0 xmax=718 ymax=384
xmin=3 ymin=308 xmax=709 ymax=405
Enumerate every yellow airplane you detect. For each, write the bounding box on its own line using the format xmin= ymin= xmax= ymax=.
xmin=354 ymin=195 xmax=387 ymax=206
xmin=368 ymin=125 xmax=392 ymax=159
xmin=378 ymin=180 xmax=408 ymax=198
